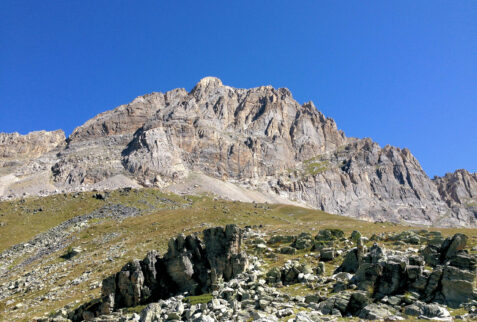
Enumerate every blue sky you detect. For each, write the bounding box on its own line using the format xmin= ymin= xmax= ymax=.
xmin=1 ymin=1 xmax=476 ymax=177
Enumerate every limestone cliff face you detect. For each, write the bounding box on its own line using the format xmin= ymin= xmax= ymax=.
xmin=271 ymin=139 xmax=453 ymax=225
xmin=0 ymin=77 xmax=475 ymax=226
xmin=0 ymin=130 xmax=65 ymax=160
xmin=122 ymin=78 xmax=345 ymax=185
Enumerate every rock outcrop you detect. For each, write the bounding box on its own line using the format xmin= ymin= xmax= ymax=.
xmin=41 ymin=228 xmax=477 ymax=322
xmin=70 ymin=225 xmax=248 ymax=321
xmin=338 ymin=232 xmax=477 ymax=309
xmin=1 ymin=77 xmax=476 ymax=226
xmin=0 ymin=130 xmax=65 ymax=160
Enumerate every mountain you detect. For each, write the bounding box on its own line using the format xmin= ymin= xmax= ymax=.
xmin=0 ymin=77 xmax=475 ymax=226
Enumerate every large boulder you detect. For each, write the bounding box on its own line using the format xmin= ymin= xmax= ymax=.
xmin=279 ymin=246 xmax=296 ymax=254
xmin=423 ymin=266 xmax=443 ymax=301
xmin=316 ymin=292 xmax=351 ymax=316
xmin=291 ymin=232 xmax=313 ymax=250
xmin=441 ymin=266 xmax=476 ymax=307
xmin=203 ymin=225 xmax=248 ymax=281
xmin=404 ymin=301 xmax=451 ymax=320
xmin=267 ymin=235 xmax=295 ymax=245
xmin=164 ymin=234 xmax=203 ymax=294
xmin=335 ymin=248 xmax=360 ymax=273
xmin=350 ymin=230 xmax=362 ymax=244
xmin=421 ymin=245 xmax=440 ymax=267
xmin=375 ymin=256 xmax=408 ymax=297
xmin=347 ymin=291 xmax=372 ymax=315
xmin=353 ymin=262 xmax=383 ymax=294
xmin=315 ymin=229 xmax=344 ymax=241
xmin=440 ymin=233 xmax=468 ymax=261
xmin=115 ymin=260 xmax=145 ymax=308
xmin=358 ymin=303 xmax=400 ymax=320
xmin=448 ymin=253 xmax=477 ymax=272
xmin=362 ymin=244 xmax=385 ymax=264
xmin=319 ymin=248 xmax=336 ymax=261
xmin=139 ymin=303 xmax=162 ymax=322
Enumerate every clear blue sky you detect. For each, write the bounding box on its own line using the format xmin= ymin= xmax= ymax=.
xmin=1 ymin=1 xmax=476 ymax=177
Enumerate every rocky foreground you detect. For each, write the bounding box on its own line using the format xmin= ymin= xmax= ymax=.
xmin=1 ymin=77 xmax=476 ymax=226
xmin=33 ymin=225 xmax=477 ymax=322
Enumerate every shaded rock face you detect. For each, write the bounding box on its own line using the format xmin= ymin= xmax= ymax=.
xmin=1 ymin=77 xmax=476 ymax=226
xmin=70 ymin=225 xmax=247 ymax=321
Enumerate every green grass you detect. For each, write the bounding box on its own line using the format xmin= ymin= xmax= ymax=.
xmin=123 ymin=304 xmax=148 ymax=314
xmin=279 ymin=284 xmax=315 ymax=297
xmin=0 ymin=192 xmax=103 ymax=252
xmin=185 ymin=293 xmax=213 ymax=305
xmin=304 ymin=160 xmax=329 ymax=176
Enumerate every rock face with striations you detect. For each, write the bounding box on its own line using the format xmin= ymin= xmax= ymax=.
xmin=0 ymin=77 xmax=476 ymax=226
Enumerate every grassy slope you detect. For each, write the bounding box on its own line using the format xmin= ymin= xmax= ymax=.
xmin=0 ymin=188 xmax=477 ymax=320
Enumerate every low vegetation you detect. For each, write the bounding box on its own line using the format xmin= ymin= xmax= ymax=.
xmin=1 ymin=187 xmax=477 ymax=320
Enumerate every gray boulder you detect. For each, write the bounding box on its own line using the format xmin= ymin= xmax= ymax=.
xmin=421 ymin=245 xmax=440 ymax=267
xmin=375 ymin=256 xmax=407 ymax=297
xmin=315 ymin=229 xmax=344 ymax=241
xmin=335 ymin=248 xmax=360 ymax=273
xmin=316 ymin=262 xmax=325 ymax=275
xmin=316 ymin=292 xmax=351 ymax=315
xmin=353 ymin=262 xmax=383 ymax=294
xmin=448 ymin=253 xmax=477 ymax=272
xmin=362 ymin=243 xmax=385 ymax=264
xmin=423 ymin=267 xmax=443 ymax=300
xmin=441 ymin=266 xmax=475 ymax=307
xmin=358 ymin=303 xmax=400 ymax=320
xmin=404 ymin=301 xmax=451 ymax=320
xmin=347 ymin=291 xmax=372 ymax=315
xmin=319 ymin=248 xmax=335 ymax=261
xmin=139 ymin=303 xmax=162 ymax=322
xmin=441 ymin=233 xmax=468 ymax=261
xmin=268 ymin=235 xmax=295 ymax=244
xmin=291 ymin=232 xmax=313 ymax=250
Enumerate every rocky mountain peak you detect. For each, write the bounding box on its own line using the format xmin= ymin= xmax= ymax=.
xmin=195 ymin=76 xmax=223 ymax=88
xmin=0 ymin=79 xmax=475 ymax=226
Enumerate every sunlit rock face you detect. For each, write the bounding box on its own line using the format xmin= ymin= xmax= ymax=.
xmin=1 ymin=77 xmax=476 ymax=226
xmin=0 ymin=130 xmax=65 ymax=159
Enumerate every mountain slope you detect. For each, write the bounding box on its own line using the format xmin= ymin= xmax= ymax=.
xmin=0 ymin=77 xmax=475 ymax=226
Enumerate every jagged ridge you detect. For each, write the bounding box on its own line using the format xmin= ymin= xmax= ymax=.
xmin=0 ymin=77 xmax=475 ymax=226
